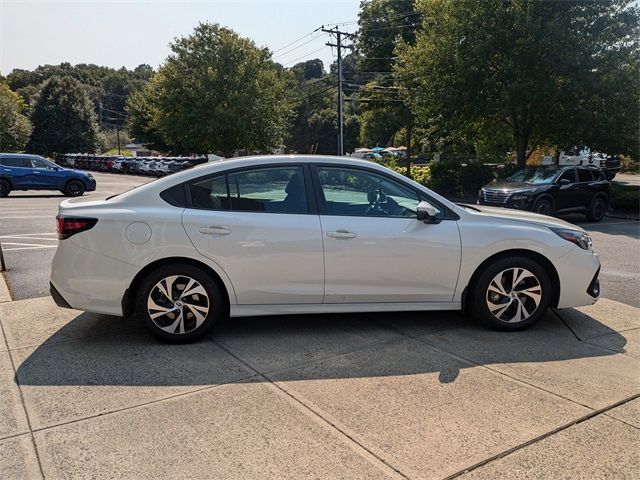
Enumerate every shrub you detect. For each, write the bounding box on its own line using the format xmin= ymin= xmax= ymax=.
xmin=390 ymin=164 xmax=431 ymax=187
xmin=610 ymin=184 xmax=639 ymax=214
xmin=458 ymin=162 xmax=494 ymax=196
xmin=429 ymin=161 xmax=461 ymax=196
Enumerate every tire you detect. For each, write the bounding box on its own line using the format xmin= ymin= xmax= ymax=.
xmin=532 ymin=196 xmax=554 ymax=216
xmin=135 ymin=263 xmax=225 ymax=343
xmin=64 ymin=179 xmax=85 ymax=197
xmin=0 ymin=179 xmax=10 ymax=198
xmin=586 ymin=194 xmax=608 ymax=222
xmin=469 ymin=256 xmax=552 ymax=330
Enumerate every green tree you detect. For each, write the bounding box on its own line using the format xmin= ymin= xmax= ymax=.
xmin=291 ymin=59 xmax=325 ymax=81
xmin=135 ymin=23 xmax=292 ymax=156
xmin=0 ymin=82 xmax=32 ymax=152
xmin=397 ymin=0 xmax=640 ymax=167
xmin=27 ymin=76 xmax=100 ymax=155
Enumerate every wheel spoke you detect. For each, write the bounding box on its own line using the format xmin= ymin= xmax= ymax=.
xmin=512 ymin=268 xmax=532 ymax=291
xmin=182 ymin=283 xmax=207 ymax=299
xmin=516 ymin=286 xmax=542 ymax=305
xmin=489 ymin=279 xmax=507 ymax=296
xmin=185 ymin=304 xmax=207 ymax=328
xmin=147 ymin=297 xmax=172 ymax=314
xmin=488 ymin=299 xmax=512 ymax=318
xmin=160 ymin=309 xmax=184 ymax=334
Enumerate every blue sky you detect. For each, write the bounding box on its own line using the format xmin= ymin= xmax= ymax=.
xmin=0 ymin=0 xmax=361 ymax=74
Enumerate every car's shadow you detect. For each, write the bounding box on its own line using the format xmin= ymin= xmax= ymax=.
xmin=15 ymin=309 xmax=626 ymax=387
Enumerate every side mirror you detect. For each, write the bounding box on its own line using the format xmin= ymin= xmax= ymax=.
xmin=558 ymin=178 xmax=571 ymax=185
xmin=417 ymin=200 xmax=441 ymax=224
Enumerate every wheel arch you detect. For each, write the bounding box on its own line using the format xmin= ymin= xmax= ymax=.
xmin=122 ymin=257 xmax=231 ymax=317
xmin=462 ymin=249 xmax=561 ymax=312
xmin=0 ymin=176 xmax=13 ymax=188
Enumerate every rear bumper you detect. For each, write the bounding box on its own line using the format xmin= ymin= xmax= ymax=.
xmin=50 ymin=241 xmax=139 ymax=316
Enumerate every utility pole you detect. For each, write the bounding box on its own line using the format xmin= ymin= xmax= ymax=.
xmin=322 ymin=26 xmax=355 ymax=156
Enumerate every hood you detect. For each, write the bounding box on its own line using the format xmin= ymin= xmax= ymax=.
xmin=483 ymin=181 xmax=539 ymax=191
xmin=468 ymin=204 xmax=584 ymax=231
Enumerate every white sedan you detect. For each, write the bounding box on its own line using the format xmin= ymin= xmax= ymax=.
xmin=50 ymin=155 xmax=600 ymax=342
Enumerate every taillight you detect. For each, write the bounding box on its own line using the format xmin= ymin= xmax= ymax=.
xmin=56 ymin=215 xmax=98 ymax=240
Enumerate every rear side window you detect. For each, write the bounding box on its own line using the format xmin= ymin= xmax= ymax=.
xmin=187 ymin=166 xmax=308 ymax=214
xmin=578 ymin=169 xmax=593 ymax=182
xmin=0 ymin=157 xmax=29 ymax=167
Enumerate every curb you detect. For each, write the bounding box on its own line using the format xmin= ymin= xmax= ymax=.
xmin=0 ymin=272 xmax=11 ymax=303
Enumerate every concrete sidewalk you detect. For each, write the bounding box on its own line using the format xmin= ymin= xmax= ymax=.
xmin=0 ymin=298 xmax=638 ymax=479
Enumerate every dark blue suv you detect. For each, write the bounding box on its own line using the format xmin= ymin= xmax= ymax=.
xmin=0 ymin=153 xmax=96 ymax=198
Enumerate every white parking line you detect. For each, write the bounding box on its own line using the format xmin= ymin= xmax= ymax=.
xmin=0 ymin=215 xmax=53 ymax=219
xmin=3 ymin=245 xmax=57 ymax=252
xmin=0 ymin=236 xmax=57 ymax=242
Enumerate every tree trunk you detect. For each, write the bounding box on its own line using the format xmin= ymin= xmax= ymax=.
xmin=406 ymin=109 xmax=412 ymax=179
xmin=515 ymin=130 xmax=530 ymax=168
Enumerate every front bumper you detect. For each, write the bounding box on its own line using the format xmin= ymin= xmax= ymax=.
xmin=554 ymin=247 xmax=601 ymax=309
xmin=478 ymin=197 xmax=532 ymax=210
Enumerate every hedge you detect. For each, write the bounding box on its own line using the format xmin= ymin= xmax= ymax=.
xmin=610 ymin=183 xmax=640 ymax=214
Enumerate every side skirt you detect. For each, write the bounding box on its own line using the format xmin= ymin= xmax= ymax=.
xmin=230 ymin=301 xmax=461 ymax=318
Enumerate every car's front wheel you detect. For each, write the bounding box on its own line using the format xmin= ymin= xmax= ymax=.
xmin=532 ymin=196 xmax=554 ymax=216
xmin=586 ymin=194 xmax=608 ymax=222
xmin=0 ymin=179 xmax=10 ymax=198
xmin=64 ymin=180 xmax=85 ymax=197
xmin=135 ymin=263 xmax=224 ymax=343
xmin=470 ymin=256 xmax=551 ymax=330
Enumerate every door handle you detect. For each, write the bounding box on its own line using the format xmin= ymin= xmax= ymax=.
xmin=199 ymin=226 xmax=231 ymax=236
xmin=327 ymin=230 xmax=357 ymax=239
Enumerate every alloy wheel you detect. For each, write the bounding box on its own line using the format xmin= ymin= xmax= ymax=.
xmin=535 ymin=201 xmax=551 ymax=216
xmin=592 ymin=197 xmax=606 ymax=219
xmin=486 ymin=268 xmax=542 ymax=323
xmin=147 ymin=275 xmax=210 ymax=334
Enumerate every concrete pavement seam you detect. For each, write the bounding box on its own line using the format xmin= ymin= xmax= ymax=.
xmin=602 ymin=412 xmax=640 ymax=431
xmin=444 ymin=392 xmax=640 ymax=479
xmin=550 ymin=308 xmax=582 ymax=340
xmin=0 ymin=272 xmax=12 ymax=303
xmin=213 ymin=339 xmax=411 ymax=480
xmin=0 ymin=316 xmax=45 ymax=479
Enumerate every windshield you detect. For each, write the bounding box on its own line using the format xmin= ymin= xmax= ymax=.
xmin=507 ymin=167 xmax=559 ymax=184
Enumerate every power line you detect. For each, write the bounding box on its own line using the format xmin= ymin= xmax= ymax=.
xmin=281 ymin=46 xmax=328 ymax=66
xmin=272 ymin=27 xmax=322 ymax=55
xmin=273 ymin=33 xmax=324 ymax=59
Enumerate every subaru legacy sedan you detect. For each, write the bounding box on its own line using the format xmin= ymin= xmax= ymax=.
xmin=50 ymin=156 xmax=600 ymax=343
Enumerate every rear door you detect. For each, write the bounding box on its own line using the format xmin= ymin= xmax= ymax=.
xmin=181 ymin=164 xmax=325 ymax=305
xmin=0 ymin=156 xmax=32 ymax=188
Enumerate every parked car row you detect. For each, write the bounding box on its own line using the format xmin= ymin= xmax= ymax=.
xmin=56 ymin=154 xmax=208 ymax=177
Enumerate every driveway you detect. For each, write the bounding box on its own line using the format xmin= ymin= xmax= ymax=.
xmin=614 ymin=173 xmax=640 ymax=187
xmin=0 ymin=296 xmax=638 ymax=479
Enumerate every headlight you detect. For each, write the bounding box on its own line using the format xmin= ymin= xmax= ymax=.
xmin=551 ymin=227 xmax=592 ymax=250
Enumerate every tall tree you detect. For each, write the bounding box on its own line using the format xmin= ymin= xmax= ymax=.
xmin=27 ymin=76 xmax=100 ymax=155
xmin=397 ymin=0 xmax=640 ymax=166
xmin=132 ymin=22 xmax=292 ymax=156
xmin=0 ymin=82 xmax=32 ymax=152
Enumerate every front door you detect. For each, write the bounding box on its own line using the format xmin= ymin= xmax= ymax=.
xmin=182 ymin=165 xmax=324 ymax=305
xmin=313 ymin=165 xmax=461 ymax=303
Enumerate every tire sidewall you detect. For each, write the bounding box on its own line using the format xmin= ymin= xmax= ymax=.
xmin=532 ymin=196 xmax=554 ymax=216
xmin=135 ymin=264 xmax=224 ymax=343
xmin=65 ymin=180 xmax=85 ymax=197
xmin=588 ymin=194 xmax=608 ymax=222
xmin=0 ymin=180 xmax=10 ymax=197
xmin=471 ymin=256 xmax=552 ymax=330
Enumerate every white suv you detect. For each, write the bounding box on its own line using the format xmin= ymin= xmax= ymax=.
xmin=51 ymin=155 xmax=600 ymax=342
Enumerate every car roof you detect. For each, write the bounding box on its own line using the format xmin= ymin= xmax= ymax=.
xmin=0 ymin=153 xmax=43 ymax=158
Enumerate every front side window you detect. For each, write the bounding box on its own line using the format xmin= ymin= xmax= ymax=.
xmin=188 ymin=166 xmax=308 ymax=214
xmin=557 ymin=169 xmax=576 ymax=184
xmin=30 ymin=157 xmax=55 ymax=169
xmin=317 ymin=167 xmax=422 ymax=218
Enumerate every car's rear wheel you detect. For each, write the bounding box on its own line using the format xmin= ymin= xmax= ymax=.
xmin=135 ymin=263 xmax=224 ymax=343
xmin=586 ymin=194 xmax=608 ymax=222
xmin=532 ymin=196 xmax=554 ymax=216
xmin=64 ymin=180 xmax=85 ymax=197
xmin=0 ymin=179 xmax=10 ymax=198
xmin=470 ymin=256 xmax=551 ymax=330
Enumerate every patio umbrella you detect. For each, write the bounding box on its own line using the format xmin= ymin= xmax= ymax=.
xmin=395 ymin=146 xmax=407 ymax=151
xmin=355 ymin=148 xmax=373 ymax=153
xmin=371 ymin=146 xmax=385 ymax=153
